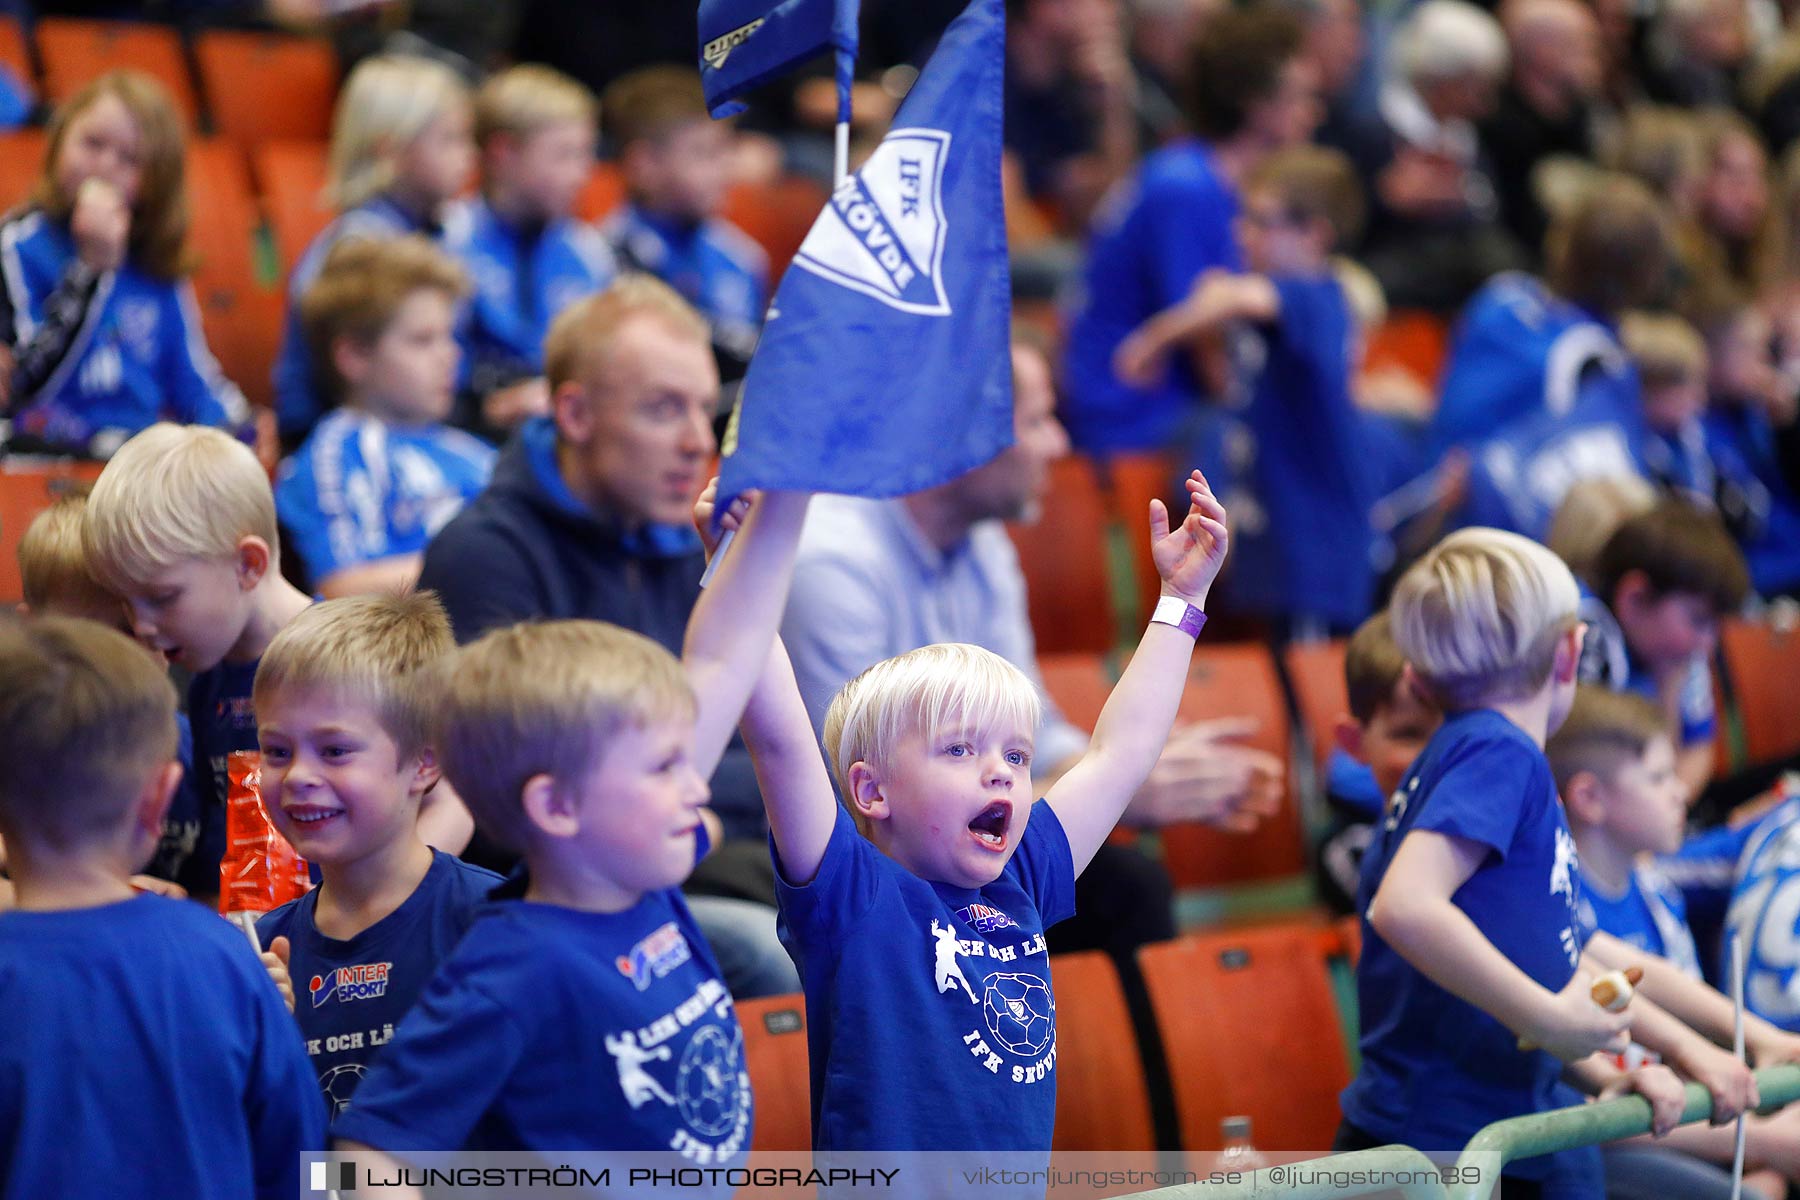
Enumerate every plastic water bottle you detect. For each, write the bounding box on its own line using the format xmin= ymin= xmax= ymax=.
xmin=1218 ymin=1115 xmax=1269 ymax=1172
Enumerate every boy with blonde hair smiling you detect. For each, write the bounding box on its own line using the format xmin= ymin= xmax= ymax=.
xmin=453 ymin=63 xmax=614 ymax=434
xmin=735 ymin=471 xmax=1229 ymax=1151
xmin=84 ymin=423 xmax=314 ymax=901
xmin=254 ymin=593 xmax=500 ymax=1115
xmin=1341 ymin=528 xmax=1687 ymax=1196
xmin=334 ymin=488 xmax=812 ymax=1161
xmin=278 ymin=236 xmax=494 ymax=598
xmin=0 ymin=616 xmax=321 ymax=1197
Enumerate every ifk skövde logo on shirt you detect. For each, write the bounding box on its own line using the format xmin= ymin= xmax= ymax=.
xmin=792 ymin=129 xmax=953 ymax=316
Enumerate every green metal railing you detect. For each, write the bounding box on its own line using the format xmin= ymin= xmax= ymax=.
xmin=1114 ymin=1064 xmax=1800 ymax=1199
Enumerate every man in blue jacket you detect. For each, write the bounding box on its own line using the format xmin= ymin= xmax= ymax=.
xmin=417 ymin=275 xmax=794 ymax=998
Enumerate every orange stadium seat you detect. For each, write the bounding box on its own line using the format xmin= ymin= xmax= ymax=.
xmin=1719 ymin=617 xmax=1800 ymax=764
xmin=1361 ymin=308 xmax=1450 ymax=391
xmin=735 ymin=993 xmax=812 ymax=1153
xmin=0 ymin=127 xmax=46 ymax=213
xmin=1284 ymin=638 xmax=1349 ymax=775
xmin=186 ymin=137 xmax=259 ymax=294
xmin=575 ymin=161 xmax=627 ymax=224
xmin=253 ymin=139 xmax=330 ymax=274
xmin=194 ymin=30 xmax=336 ymax=146
xmin=1140 ymin=922 xmax=1351 ymax=1153
xmin=36 ymin=19 xmax=198 ymax=124
xmin=1007 ymin=454 xmax=1117 ymax=655
xmin=1159 ymin=643 xmax=1301 ymax=889
xmin=0 ymin=459 xmax=105 ymax=604
xmin=1038 ymin=645 xmax=1300 ymax=888
xmin=196 ymin=282 xmax=282 ymax=414
xmin=1104 ymin=451 xmax=1178 ymax=622
xmin=721 ymin=175 xmax=827 ymax=279
xmin=1050 ymin=951 xmax=1155 ymax=1151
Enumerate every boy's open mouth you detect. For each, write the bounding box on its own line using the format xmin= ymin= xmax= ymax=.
xmin=968 ymin=801 xmax=1011 ymax=849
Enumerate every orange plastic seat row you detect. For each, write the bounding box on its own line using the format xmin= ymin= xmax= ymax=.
xmin=1718 ymin=616 xmax=1800 ymax=765
xmin=26 ymin=18 xmax=335 ymax=146
xmin=0 ymin=459 xmax=104 ymax=604
xmin=1038 ymin=647 xmax=1302 ymax=889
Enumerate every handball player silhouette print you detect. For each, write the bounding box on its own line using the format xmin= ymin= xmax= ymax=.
xmin=715 ymin=0 xmax=1014 ymax=512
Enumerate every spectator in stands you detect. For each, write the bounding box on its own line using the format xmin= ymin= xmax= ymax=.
xmin=1340 ymin=528 xmax=1687 ymax=1194
xmin=1688 ymin=110 xmax=1771 ymax=308
xmin=1480 ymin=0 xmax=1605 ymax=260
xmin=1313 ymin=611 xmax=1442 ymax=916
xmin=1555 ymin=687 xmax=1800 ymax=1200
xmin=1439 ymin=176 xmax=1672 ymax=536
xmin=781 ymin=338 xmax=1282 ymax=968
xmin=276 ymin=237 xmax=495 ymax=598
xmin=1114 ymin=145 xmax=1381 ymax=633
xmin=1063 ymin=6 xmax=1319 ymax=456
xmin=272 ymin=54 xmax=475 ymax=443
xmin=453 ymin=64 xmax=614 ymax=441
xmin=0 ymin=71 xmax=251 ymax=460
xmin=1703 ymin=298 xmax=1800 ymax=598
xmin=416 ymin=277 xmax=795 ymax=998
xmin=1641 ymin=0 xmax=1754 ymax=111
xmin=1004 ymin=0 xmax=1141 ymax=231
xmin=1577 ymin=500 xmax=1750 ymax=801
xmin=1333 ymin=0 xmax=1520 ymax=313
xmin=600 ymin=68 xmax=767 ymax=386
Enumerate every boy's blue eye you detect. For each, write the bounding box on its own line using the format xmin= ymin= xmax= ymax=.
xmin=946 ymin=743 xmax=969 ymax=757
xmin=1006 ymin=750 xmax=1027 ymax=767
xmin=260 ymin=745 xmax=289 ymax=763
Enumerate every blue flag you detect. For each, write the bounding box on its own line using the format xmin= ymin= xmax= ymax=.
xmin=718 ymin=0 xmax=1012 ymax=507
xmin=698 ymin=0 xmax=859 ymax=119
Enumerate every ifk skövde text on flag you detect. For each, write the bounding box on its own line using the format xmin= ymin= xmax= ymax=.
xmin=717 ymin=0 xmax=1012 ymax=508
xmin=698 ymin=0 xmax=859 ymax=119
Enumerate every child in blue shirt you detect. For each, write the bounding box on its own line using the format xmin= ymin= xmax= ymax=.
xmin=1114 ymin=145 xmax=1379 ymax=632
xmin=332 ymin=488 xmax=816 ymax=1165
xmin=253 ymin=593 xmax=500 ymax=1115
xmin=1340 ymin=528 xmax=1685 ymax=1197
xmin=599 ymin=67 xmax=767 ymax=382
xmin=1703 ymin=301 xmax=1800 ymax=598
xmin=84 ymin=424 xmax=317 ymax=904
xmin=277 ymin=237 xmax=495 ymax=598
xmin=1553 ymin=687 xmax=1800 ymax=1197
xmin=734 ymin=471 xmax=1230 ymax=1151
xmin=1061 ymin=7 xmax=1311 ymax=455
xmin=0 ymin=71 xmax=250 ymax=458
xmin=1576 ymin=500 xmax=1750 ymax=802
xmin=452 ymin=64 xmax=615 ymax=438
xmin=0 ymin=616 xmax=322 ymax=1199
xmin=274 ymin=54 xmax=475 ymax=443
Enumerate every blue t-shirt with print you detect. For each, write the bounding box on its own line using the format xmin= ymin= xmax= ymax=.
xmin=1724 ymin=797 xmax=1800 ymax=1029
xmin=0 ymin=894 xmax=324 ymax=1200
xmin=257 ymin=849 xmax=501 ymax=1115
xmin=776 ymin=801 xmax=1076 ymax=1152
xmin=1578 ymin=862 xmax=1701 ymax=979
xmin=185 ymin=656 xmax=264 ymax=897
xmin=332 ymin=856 xmax=752 ymax=1170
xmin=1342 ymin=709 xmax=1597 ymax=1187
xmin=276 ymin=409 xmax=496 ymax=588
xmin=602 ymin=204 xmax=766 ymax=370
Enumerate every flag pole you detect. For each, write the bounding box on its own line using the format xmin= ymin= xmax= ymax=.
xmin=705 ymin=45 xmax=855 ymax=588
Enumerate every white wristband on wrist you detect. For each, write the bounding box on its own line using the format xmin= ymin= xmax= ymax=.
xmin=1150 ymin=595 xmax=1207 ymax=639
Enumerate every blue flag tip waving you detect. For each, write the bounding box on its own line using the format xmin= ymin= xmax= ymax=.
xmin=698 ymin=0 xmax=860 ymax=118
xmin=717 ymin=0 xmax=1012 ymax=510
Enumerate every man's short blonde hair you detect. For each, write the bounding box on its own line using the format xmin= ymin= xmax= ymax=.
xmin=83 ymin=424 xmax=279 ymax=590
xmin=0 ymin=615 xmax=177 ymax=850
xmin=823 ymin=643 xmax=1043 ymax=826
xmin=435 ymin=621 xmax=696 ymax=854
xmin=300 ymin=236 xmax=470 ymax=401
xmin=253 ymin=592 xmax=454 ymax=759
xmin=543 ymin=274 xmax=710 ymax=392
xmin=1389 ymin=527 xmax=1581 ymax=710
xmin=475 ymin=64 xmax=597 ymax=146
xmin=329 ymin=54 xmax=471 ymax=210
xmin=18 ymin=487 xmax=113 ymax=615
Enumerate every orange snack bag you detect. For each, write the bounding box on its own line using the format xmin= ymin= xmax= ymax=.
xmin=219 ymin=750 xmax=312 ymax=916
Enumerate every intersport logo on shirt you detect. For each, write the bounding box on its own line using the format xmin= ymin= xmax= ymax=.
xmin=309 ymin=962 xmax=392 ymax=1008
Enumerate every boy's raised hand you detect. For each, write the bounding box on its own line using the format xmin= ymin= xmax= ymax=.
xmin=1149 ymin=470 xmax=1228 ymax=607
xmin=692 ymin=477 xmax=757 ymax=561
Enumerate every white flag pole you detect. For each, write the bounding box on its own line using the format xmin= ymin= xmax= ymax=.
xmin=1731 ymin=930 xmax=1747 ymax=1200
